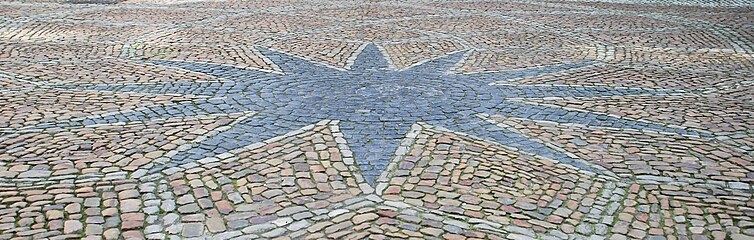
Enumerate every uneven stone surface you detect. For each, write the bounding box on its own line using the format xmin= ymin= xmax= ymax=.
xmin=0 ymin=0 xmax=753 ymax=239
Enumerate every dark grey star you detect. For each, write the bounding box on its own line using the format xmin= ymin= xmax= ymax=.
xmin=43 ymin=44 xmax=698 ymax=184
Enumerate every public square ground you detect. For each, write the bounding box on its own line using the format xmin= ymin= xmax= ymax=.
xmin=0 ymin=0 xmax=753 ymax=239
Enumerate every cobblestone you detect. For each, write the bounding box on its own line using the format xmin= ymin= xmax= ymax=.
xmin=1 ymin=0 xmax=753 ymax=239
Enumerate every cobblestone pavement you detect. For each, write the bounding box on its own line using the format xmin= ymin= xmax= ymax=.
xmin=1 ymin=0 xmax=754 ymax=239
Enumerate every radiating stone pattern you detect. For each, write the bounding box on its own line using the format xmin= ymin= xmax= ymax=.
xmin=0 ymin=0 xmax=753 ymax=239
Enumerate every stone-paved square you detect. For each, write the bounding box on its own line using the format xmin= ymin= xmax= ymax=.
xmin=0 ymin=0 xmax=753 ymax=239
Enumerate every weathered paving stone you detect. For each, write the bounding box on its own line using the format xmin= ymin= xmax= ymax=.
xmin=0 ymin=0 xmax=753 ymax=239
xmin=181 ymin=223 xmax=204 ymax=237
xmin=64 ymin=220 xmax=84 ymax=234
